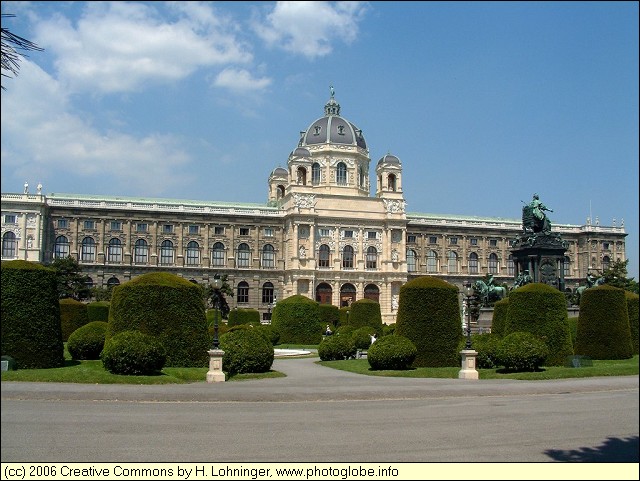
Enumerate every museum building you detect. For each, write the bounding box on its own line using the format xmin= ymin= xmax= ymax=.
xmin=1 ymin=93 xmax=628 ymax=324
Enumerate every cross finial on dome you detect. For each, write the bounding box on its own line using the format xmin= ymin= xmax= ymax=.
xmin=330 ymin=85 xmax=335 ymax=98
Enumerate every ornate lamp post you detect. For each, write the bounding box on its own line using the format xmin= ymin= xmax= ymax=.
xmin=464 ymin=281 xmax=474 ymax=350
xmin=459 ymin=281 xmax=478 ymax=380
xmin=207 ymin=273 xmax=225 ymax=383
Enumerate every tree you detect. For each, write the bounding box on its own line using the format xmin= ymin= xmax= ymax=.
xmin=601 ymin=259 xmax=639 ymax=295
xmin=1 ymin=14 xmax=44 ymax=90
xmin=49 ymin=256 xmax=91 ymax=300
xmin=204 ymin=274 xmax=234 ymax=319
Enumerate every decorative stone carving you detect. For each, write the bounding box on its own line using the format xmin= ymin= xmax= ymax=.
xmin=293 ymin=193 xmax=316 ymax=209
xmin=383 ymin=199 xmax=406 ymax=213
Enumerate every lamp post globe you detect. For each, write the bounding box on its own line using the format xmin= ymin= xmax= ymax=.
xmin=211 ymin=274 xmax=222 ymax=349
xmin=463 ymin=282 xmax=473 ymax=350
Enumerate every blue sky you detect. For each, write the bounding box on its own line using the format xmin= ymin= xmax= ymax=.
xmin=1 ymin=1 xmax=638 ymax=278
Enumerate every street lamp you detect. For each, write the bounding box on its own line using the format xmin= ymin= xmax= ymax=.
xmin=463 ymin=281 xmax=474 ymax=350
xmin=211 ymin=274 xmax=222 ymax=349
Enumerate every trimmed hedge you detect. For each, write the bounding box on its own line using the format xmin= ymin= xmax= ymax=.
xmin=101 ymin=330 xmax=167 ymax=375
xmin=504 ymin=283 xmax=573 ymax=366
xmin=395 ymin=276 xmax=462 ymax=367
xmin=67 ymin=321 xmax=108 ymax=360
xmin=575 ymin=285 xmax=633 ymax=360
xmin=220 ymin=328 xmax=274 ymax=375
xmin=59 ymin=298 xmax=90 ymax=341
xmin=626 ymin=291 xmax=639 ymax=355
xmin=107 ymin=272 xmax=209 ymax=367
xmin=351 ymin=326 xmax=377 ymax=350
xmin=1 ymin=260 xmax=64 ymax=369
xmin=318 ymin=334 xmax=357 ymax=361
xmin=347 ymin=298 xmax=383 ymax=336
xmin=87 ymin=301 xmax=110 ymax=322
xmin=367 ymin=335 xmax=417 ymax=370
xmin=270 ymin=295 xmax=322 ymax=345
xmin=227 ymin=308 xmax=260 ymax=327
xmin=458 ymin=333 xmax=502 ymax=369
xmin=318 ymin=304 xmax=340 ymax=328
xmin=491 ymin=298 xmax=509 ymax=337
xmin=495 ymin=331 xmax=549 ymax=372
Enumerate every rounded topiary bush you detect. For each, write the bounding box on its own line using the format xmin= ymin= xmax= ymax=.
xmin=318 ymin=304 xmax=340 ymax=329
xmin=626 ymin=291 xmax=639 ymax=355
xmin=67 ymin=321 xmax=108 ymax=360
xmin=491 ymin=298 xmax=509 ymax=337
xmin=351 ymin=326 xmax=377 ymax=350
xmin=253 ymin=324 xmax=280 ymax=346
xmin=1 ymin=260 xmax=64 ymax=369
xmin=220 ymin=328 xmax=274 ymax=376
xmin=87 ymin=301 xmax=110 ymax=322
xmin=335 ymin=325 xmax=355 ymax=337
xmin=575 ymin=285 xmax=633 ymax=360
xmin=395 ymin=276 xmax=462 ymax=367
xmin=367 ymin=335 xmax=417 ymax=370
xmin=347 ymin=299 xmax=383 ymax=336
xmin=59 ymin=298 xmax=90 ymax=341
xmin=458 ymin=333 xmax=502 ymax=369
xmin=227 ymin=308 xmax=260 ymax=327
xmin=504 ymin=283 xmax=573 ymax=366
xmin=495 ymin=331 xmax=549 ymax=372
xmin=318 ymin=334 xmax=356 ymax=361
xmin=382 ymin=323 xmax=396 ymax=337
xmin=107 ymin=272 xmax=209 ymax=367
xmin=567 ymin=317 xmax=579 ymax=352
xmin=270 ymin=295 xmax=322 ymax=345
xmin=101 ymin=330 xmax=167 ymax=375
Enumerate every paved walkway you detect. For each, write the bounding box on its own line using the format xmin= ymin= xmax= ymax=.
xmin=1 ymin=355 xmax=637 ymax=403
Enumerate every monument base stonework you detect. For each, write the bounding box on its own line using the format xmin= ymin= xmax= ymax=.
xmin=207 ymin=349 xmax=226 ymax=383
xmin=458 ymin=349 xmax=479 ymax=380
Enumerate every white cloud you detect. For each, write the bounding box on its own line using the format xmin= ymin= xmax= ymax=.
xmin=213 ymin=67 xmax=272 ymax=92
xmin=1 ymin=60 xmax=194 ymax=196
xmin=32 ymin=1 xmax=253 ymax=93
xmin=253 ymin=1 xmax=368 ymax=59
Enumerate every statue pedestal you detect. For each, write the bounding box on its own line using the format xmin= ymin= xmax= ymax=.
xmin=206 ymin=349 xmax=226 ymax=383
xmin=458 ymin=349 xmax=479 ymax=380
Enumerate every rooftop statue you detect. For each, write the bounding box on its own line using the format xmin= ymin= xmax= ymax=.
xmin=523 ymin=193 xmax=553 ymax=234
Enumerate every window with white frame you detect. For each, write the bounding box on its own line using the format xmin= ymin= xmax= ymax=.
xmin=212 ymin=242 xmax=225 ymax=267
xmin=488 ymin=253 xmax=499 ymax=274
xmin=81 ymin=237 xmax=96 ymax=262
xmin=469 ymin=252 xmax=479 ymax=274
xmin=186 ymin=241 xmax=200 ymax=266
xmin=318 ymin=244 xmax=330 ymax=268
xmin=407 ymin=249 xmax=417 ymax=272
xmin=108 ymin=238 xmax=123 ymax=263
xmin=263 ymin=227 xmax=274 ymax=237
xmin=427 ymin=250 xmax=438 ymax=273
xmin=342 ymin=245 xmax=354 ymax=269
xmin=336 ymin=162 xmax=347 ymax=185
xmin=237 ymin=243 xmax=250 ymax=267
xmin=54 ymin=236 xmax=70 ymax=259
xmin=160 ymin=240 xmax=174 ymax=265
xmin=262 ymin=244 xmax=275 ymax=268
xmin=2 ymin=232 xmax=17 ymax=258
xmin=366 ymin=246 xmax=377 ymax=269
xmin=447 ymin=251 xmax=458 ymax=273
xmin=134 ymin=239 xmax=148 ymax=264
xmin=84 ymin=220 xmax=95 ymax=230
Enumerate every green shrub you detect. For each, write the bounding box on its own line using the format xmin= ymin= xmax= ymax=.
xmin=335 ymin=325 xmax=355 ymax=337
xmin=351 ymin=326 xmax=377 ymax=350
xmin=227 ymin=308 xmax=260 ymax=327
xmin=395 ymin=276 xmax=462 ymax=367
xmin=59 ymin=298 xmax=90 ymax=341
xmin=367 ymin=335 xmax=417 ymax=370
xmin=254 ymin=324 xmax=280 ymax=346
xmin=1 ymin=260 xmax=64 ymax=369
xmin=382 ymin=323 xmax=396 ymax=337
xmin=348 ymin=299 xmax=383 ymax=336
xmin=270 ymin=295 xmax=322 ymax=344
xmin=107 ymin=272 xmax=209 ymax=367
xmin=318 ymin=304 xmax=340 ymax=328
xmin=495 ymin=331 xmax=549 ymax=372
xmin=575 ymin=285 xmax=633 ymax=360
xmin=67 ymin=321 xmax=108 ymax=360
xmin=504 ymin=283 xmax=573 ymax=366
xmin=87 ymin=301 xmax=110 ymax=322
xmin=625 ymin=291 xmax=639 ymax=355
xmin=338 ymin=307 xmax=350 ymax=326
xmin=220 ymin=328 xmax=274 ymax=376
xmin=318 ymin=334 xmax=357 ymax=361
xmin=458 ymin=333 xmax=502 ymax=369
xmin=101 ymin=330 xmax=167 ymax=375
xmin=567 ymin=317 xmax=579 ymax=352
xmin=491 ymin=298 xmax=509 ymax=337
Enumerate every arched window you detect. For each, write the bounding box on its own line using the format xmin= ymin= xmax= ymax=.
xmin=340 ymin=283 xmax=356 ymax=307
xmin=2 ymin=232 xmax=17 ymax=259
xmin=277 ymin=185 xmax=285 ymax=199
xmin=407 ymin=249 xmax=417 ymax=272
xmin=108 ymin=238 xmax=123 ymax=263
xmin=366 ymin=246 xmax=377 ymax=269
xmin=81 ymin=237 xmax=96 ymax=262
xmin=388 ymin=173 xmax=396 ymax=191
xmin=312 ymin=163 xmax=321 ymax=185
xmin=447 ymin=251 xmax=458 ymax=273
xmin=262 ymin=282 xmax=274 ymax=304
xmin=262 ymin=244 xmax=275 ymax=268
xmin=336 ymin=162 xmax=347 ymax=185
xmin=106 ymin=277 xmax=120 ymax=288
xmin=54 ymin=235 xmax=70 ymax=259
xmin=318 ymin=244 xmax=330 ymax=268
xmin=364 ymin=284 xmax=380 ymax=302
xmin=212 ymin=242 xmax=225 ymax=267
xmin=297 ymin=166 xmax=307 ymax=185
xmin=316 ymin=282 xmax=333 ymax=304
xmin=563 ymin=256 xmax=570 ymax=277
xmin=468 ymin=252 xmax=479 ymax=274
xmin=488 ymin=253 xmax=499 ymax=274
xmin=359 ymin=167 xmax=365 ymax=188
xmin=134 ymin=239 xmax=148 ymax=264
xmin=342 ymin=245 xmax=354 ymax=269
xmin=160 ymin=240 xmax=174 ymax=265
xmin=508 ymin=255 xmax=515 ymax=277
xmin=186 ymin=241 xmax=200 ymax=266
xmin=237 ymin=281 xmax=249 ymax=304
xmin=237 ymin=243 xmax=250 ymax=268
xmin=602 ymin=255 xmax=610 ymax=271
xmin=427 ymin=250 xmax=438 ymax=273
xmin=85 ymin=276 xmax=94 ymax=290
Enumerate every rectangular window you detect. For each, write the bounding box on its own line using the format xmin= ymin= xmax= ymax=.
xmin=470 ymin=238 xmax=478 ymax=246
xmin=489 ymin=239 xmax=498 ymax=247
xmin=162 ymin=224 xmax=173 ymax=234
xmin=602 ymin=242 xmax=610 ymax=250
xmin=429 ymin=236 xmax=438 ymax=244
xmin=264 ymin=227 xmax=274 ymax=237
xmin=343 ymin=230 xmax=353 ymax=238
xmin=319 ymin=228 xmax=331 ymax=237
xmin=136 ymin=223 xmax=148 ymax=233
xmin=240 ymin=227 xmax=250 ymax=236
xmin=110 ymin=221 xmax=122 ymax=231
xmin=215 ymin=226 xmax=225 ymax=235
xmin=189 ymin=225 xmax=199 ymax=235
xmin=449 ymin=237 xmax=458 ymax=245
xmin=407 ymin=235 xmax=416 ymax=243
xmin=4 ymin=214 xmax=16 ymax=224
xmin=57 ymin=219 xmax=68 ymax=229
xmin=367 ymin=231 xmax=377 ymax=240
xmin=84 ymin=220 xmax=95 ymax=230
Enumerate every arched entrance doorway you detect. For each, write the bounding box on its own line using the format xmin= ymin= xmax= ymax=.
xmin=316 ymin=282 xmax=333 ymax=304
xmin=364 ymin=284 xmax=380 ymax=303
xmin=340 ymin=283 xmax=356 ymax=307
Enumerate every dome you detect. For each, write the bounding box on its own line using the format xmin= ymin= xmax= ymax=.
xmin=291 ymin=147 xmax=311 ymax=158
xmin=299 ymin=93 xmax=367 ymax=150
xmin=377 ymin=153 xmax=401 ymax=165
xmin=271 ymin=167 xmax=288 ymax=177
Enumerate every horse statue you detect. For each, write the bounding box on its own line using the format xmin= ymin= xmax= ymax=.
xmin=575 ymin=275 xmax=605 ymax=303
xmin=522 ymin=194 xmax=553 ymax=234
xmin=474 ymin=279 xmax=507 ymax=306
